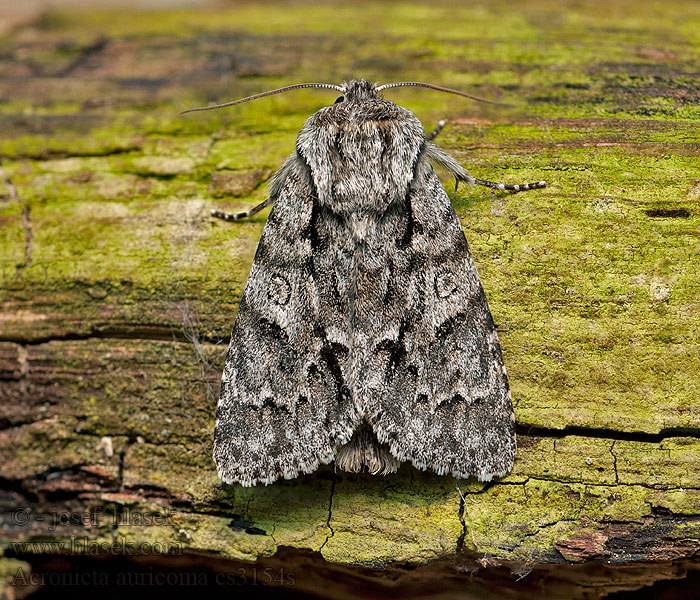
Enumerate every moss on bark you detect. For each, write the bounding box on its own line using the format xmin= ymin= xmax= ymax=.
xmin=1 ymin=0 xmax=699 ymax=576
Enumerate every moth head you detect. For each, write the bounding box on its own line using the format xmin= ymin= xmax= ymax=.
xmin=337 ymin=79 xmax=382 ymax=104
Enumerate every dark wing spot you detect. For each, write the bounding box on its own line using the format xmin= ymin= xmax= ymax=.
xmin=260 ymin=397 xmax=291 ymax=415
xmin=258 ymin=318 xmax=286 ymax=342
xmin=383 ymin=260 xmax=396 ymax=305
xmin=397 ymin=201 xmax=414 ymax=250
xmin=307 ymin=363 xmax=320 ymax=385
xmin=375 ymin=339 xmax=407 ymax=381
xmin=320 ymin=342 xmax=347 ymax=383
xmin=435 ymin=312 xmax=466 ymax=342
xmin=319 ymin=342 xmax=350 ymax=406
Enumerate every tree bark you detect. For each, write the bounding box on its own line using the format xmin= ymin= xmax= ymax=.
xmin=1 ymin=1 xmax=699 ymax=597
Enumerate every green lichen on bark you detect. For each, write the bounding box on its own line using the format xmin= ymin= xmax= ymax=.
xmin=1 ymin=0 xmax=699 ymax=570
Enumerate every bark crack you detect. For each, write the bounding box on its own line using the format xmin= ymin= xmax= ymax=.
xmin=517 ymin=423 xmax=700 ymax=443
xmin=521 ymin=518 xmax=577 ymax=538
xmin=455 ymin=486 xmax=467 ymax=554
xmin=319 ymin=475 xmax=336 ymax=552
xmin=2 ymin=329 xmax=229 ymax=347
xmin=525 ymin=476 xmax=700 ymax=491
xmin=610 ymin=440 xmax=619 ymax=485
xmin=455 ymin=485 xmax=478 ymax=552
xmin=0 ymin=146 xmax=142 ymax=161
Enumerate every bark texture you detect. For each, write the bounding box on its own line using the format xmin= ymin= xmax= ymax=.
xmin=1 ymin=1 xmax=699 ymax=597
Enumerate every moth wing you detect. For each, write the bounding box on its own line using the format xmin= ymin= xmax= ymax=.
xmin=213 ymin=156 xmax=355 ymax=486
xmin=367 ymin=159 xmax=516 ymax=481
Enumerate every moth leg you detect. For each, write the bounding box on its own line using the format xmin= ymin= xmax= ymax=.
xmin=211 ymin=197 xmax=274 ymax=221
xmin=454 ymin=176 xmax=546 ymax=196
xmin=211 ymin=151 xmax=303 ymax=221
xmin=465 ymin=175 xmax=547 ymax=192
xmin=426 ymin=119 xmax=448 ymax=141
xmin=425 ymin=142 xmax=546 ymax=192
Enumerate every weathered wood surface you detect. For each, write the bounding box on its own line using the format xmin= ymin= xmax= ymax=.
xmin=1 ymin=0 xmax=699 ymax=596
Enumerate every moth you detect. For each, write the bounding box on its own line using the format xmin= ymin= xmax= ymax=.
xmin=184 ymin=80 xmax=545 ymax=486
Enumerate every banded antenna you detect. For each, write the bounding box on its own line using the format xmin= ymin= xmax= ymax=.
xmin=181 ymin=83 xmax=345 ymax=114
xmin=376 ymin=81 xmax=510 ymax=106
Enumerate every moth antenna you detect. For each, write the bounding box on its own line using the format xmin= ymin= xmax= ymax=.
xmin=375 ymin=82 xmax=511 ymax=106
xmin=181 ymin=83 xmax=345 ymax=114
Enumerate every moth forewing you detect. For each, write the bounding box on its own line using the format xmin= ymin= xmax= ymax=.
xmin=192 ymin=79 xmax=545 ymax=486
